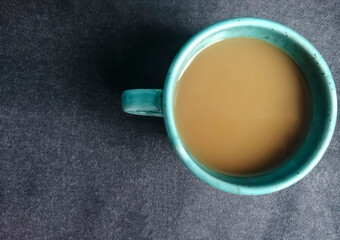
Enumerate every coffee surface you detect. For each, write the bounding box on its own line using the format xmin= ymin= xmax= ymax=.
xmin=174 ymin=37 xmax=312 ymax=176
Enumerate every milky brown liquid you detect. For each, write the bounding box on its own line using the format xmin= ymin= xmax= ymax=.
xmin=174 ymin=38 xmax=312 ymax=176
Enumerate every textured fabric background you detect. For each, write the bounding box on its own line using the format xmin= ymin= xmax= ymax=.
xmin=0 ymin=1 xmax=339 ymax=239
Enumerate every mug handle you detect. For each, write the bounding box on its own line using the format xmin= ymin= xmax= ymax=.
xmin=121 ymin=89 xmax=163 ymax=117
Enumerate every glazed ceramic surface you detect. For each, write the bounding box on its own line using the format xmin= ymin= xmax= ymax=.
xmin=122 ymin=18 xmax=337 ymax=195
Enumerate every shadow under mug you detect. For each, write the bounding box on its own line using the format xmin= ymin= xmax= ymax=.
xmin=121 ymin=18 xmax=337 ymax=195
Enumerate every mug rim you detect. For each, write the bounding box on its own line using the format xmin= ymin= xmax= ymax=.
xmin=163 ymin=17 xmax=337 ymax=195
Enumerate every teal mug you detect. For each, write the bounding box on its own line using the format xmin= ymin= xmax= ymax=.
xmin=121 ymin=18 xmax=337 ymax=195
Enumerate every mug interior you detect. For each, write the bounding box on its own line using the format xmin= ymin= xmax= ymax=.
xmin=163 ymin=18 xmax=337 ymax=195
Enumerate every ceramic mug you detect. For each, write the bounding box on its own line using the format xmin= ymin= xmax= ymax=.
xmin=121 ymin=18 xmax=337 ymax=195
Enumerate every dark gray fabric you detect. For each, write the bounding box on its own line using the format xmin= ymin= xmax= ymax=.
xmin=0 ymin=1 xmax=339 ymax=239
